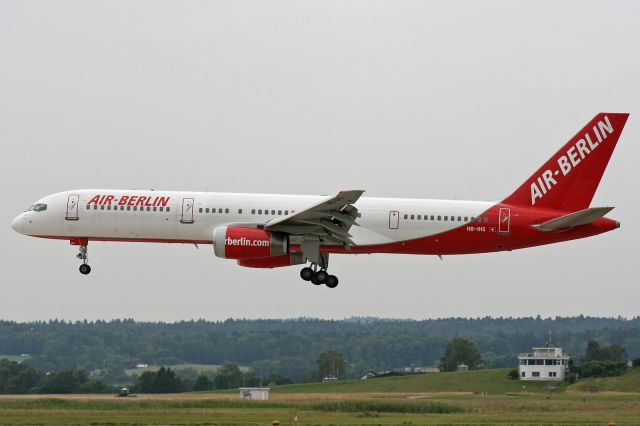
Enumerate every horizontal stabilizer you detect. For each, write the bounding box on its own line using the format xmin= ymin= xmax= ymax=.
xmin=533 ymin=207 xmax=614 ymax=232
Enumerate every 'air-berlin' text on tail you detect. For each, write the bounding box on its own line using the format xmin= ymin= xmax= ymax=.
xmin=503 ymin=113 xmax=629 ymax=211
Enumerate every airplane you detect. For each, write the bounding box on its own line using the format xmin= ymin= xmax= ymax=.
xmin=11 ymin=113 xmax=628 ymax=288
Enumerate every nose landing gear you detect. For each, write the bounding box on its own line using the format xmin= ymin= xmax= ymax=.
xmin=71 ymin=238 xmax=91 ymax=275
xmin=300 ymin=265 xmax=338 ymax=288
xmin=79 ymin=263 xmax=91 ymax=275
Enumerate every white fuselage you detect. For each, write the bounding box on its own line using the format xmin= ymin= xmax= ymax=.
xmin=13 ymin=189 xmax=493 ymax=247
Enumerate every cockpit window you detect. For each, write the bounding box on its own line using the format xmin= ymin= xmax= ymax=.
xmin=27 ymin=203 xmax=47 ymax=212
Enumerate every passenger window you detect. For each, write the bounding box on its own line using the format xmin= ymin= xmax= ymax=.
xmin=153 ymin=207 xmax=157 ymax=212
xmin=271 ymin=210 xmax=275 ymax=215
xmin=199 ymin=208 xmax=203 ymax=213
xmin=127 ymin=206 xmax=131 ymax=211
xmin=252 ymin=209 xmax=256 ymax=214
xmin=238 ymin=209 xmax=243 ymax=214
xmin=205 ymin=208 xmax=209 ymax=213
xmin=404 ymin=214 xmax=408 ymax=219
xmin=218 ymin=208 xmax=223 ymax=213
xmin=458 ymin=216 xmax=462 ymax=221
xmin=437 ymin=216 xmax=441 ymax=221
xmin=86 ymin=205 xmax=90 ymax=210
xmin=417 ymin=215 xmax=421 ymax=220
xmin=100 ymin=205 xmax=104 ymax=210
xmin=258 ymin=209 xmax=262 ymax=214
xmin=444 ymin=216 xmax=448 ymax=221
xmin=225 ymin=208 xmax=229 ymax=214
xmin=133 ymin=206 xmax=137 ymax=211
xmin=464 ymin=216 xmax=468 ymax=221
xmin=94 ymin=205 xmax=97 ymax=210
xmin=278 ymin=210 xmax=282 ymax=215
xmin=166 ymin=207 xmax=170 ymax=212
xmin=430 ymin=215 xmax=434 ymax=220
xmin=484 ymin=217 xmax=488 ymax=223
xmin=159 ymin=207 xmax=163 ymax=212
xmin=285 ymin=210 xmax=289 ymax=215
xmin=410 ymin=214 xmax=414 ymax=220
xmin=146 ymin=207 xmax=150 ymax=211
xmin=106 ymin=205 xmax=111 ymax=210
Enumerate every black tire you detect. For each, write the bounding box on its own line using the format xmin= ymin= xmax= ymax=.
xmin=310 ymin=275 xmax=322 ymax=285
xmin=300 ymin=267 xmax=313 ymax=281
xmin=79 ymin=264 xmax=91 ymax=275
xmin=314 ymin=270 xmax=328 ymax=284
xmin=325 ymin=275 xmax=339 ymax=288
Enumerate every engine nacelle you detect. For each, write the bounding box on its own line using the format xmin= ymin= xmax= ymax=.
xmin=237 ymin=252 xmax=306 ymax=268
xmin=213 ymin=226 xmax=288 ymax=259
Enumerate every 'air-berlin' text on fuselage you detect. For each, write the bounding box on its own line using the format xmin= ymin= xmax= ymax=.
xmin=87 ymin=194 xmax=171 ymax=207
xmin=530 ymin=116 xmax=614 ymax=205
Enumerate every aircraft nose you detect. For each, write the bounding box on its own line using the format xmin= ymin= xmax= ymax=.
xmin=11 ymin=214 xmax=23 ymax=234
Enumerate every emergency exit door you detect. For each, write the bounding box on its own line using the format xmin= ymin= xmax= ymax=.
xmin=180 ymin=198 xmax=194 ymax=223
xmin=498 ymin=208 xmax=511 ymax=233
xmin=389 ymin=210 xmax=399 ymax=229
xmin=65 ymin=195 xmax=79 ymax=221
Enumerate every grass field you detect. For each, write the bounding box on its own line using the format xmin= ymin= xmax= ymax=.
xmin=1 ymin=368 xmax=638 ymax=425
xmin=0 ymin=354 xmax=30 ymax=363
xmin=124 ymin=363 xmax=249 ymax=377
xmin=568 ymin=367 xmax=640 ymax=393
xmin=270 ymin=368 xmax=564 ymax=394
xmin=0 ymin=392 xmax=638 ymax=425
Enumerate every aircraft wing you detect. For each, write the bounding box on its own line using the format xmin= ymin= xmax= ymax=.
xmin=265 ymin=190 xmax=364 ymax=246
xmin=532 ymin=207 xmax=614 ymax=232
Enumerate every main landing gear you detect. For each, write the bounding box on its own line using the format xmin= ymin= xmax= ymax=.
xmin=71 ymin=239 xmax=91 ymax=275
xmin=300 ymin=265 xmax=339 ymax=288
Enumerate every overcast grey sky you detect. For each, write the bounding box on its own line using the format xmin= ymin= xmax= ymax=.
xmin=1 ymin=0 xmax=638 ymax=321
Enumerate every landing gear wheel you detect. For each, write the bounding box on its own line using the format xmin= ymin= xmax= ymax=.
xmin=300 ymin=267 xmax=313 ymax=281
xmin=79 ymin=264 xmax=91 ymax=275
xmin=314 ymin=270 xmax=328 ymax=284
xmin=325 ymin=275 xmax=339 ymax=288
xmin=310 ymin=275 xmax=322 ymax=285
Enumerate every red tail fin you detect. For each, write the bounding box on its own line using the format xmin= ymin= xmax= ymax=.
xmin=503 ymin=113 xmax=629 ymax=211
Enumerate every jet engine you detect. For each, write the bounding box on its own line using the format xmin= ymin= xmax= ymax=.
xmin=213 ymin=226 xmax=288 ymax=259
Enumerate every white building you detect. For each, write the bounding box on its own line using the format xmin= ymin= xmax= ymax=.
xmin=239 ymin=387 xmax=270 ymax=400
xmin=518 ymin=347 xmax=569 ymax=381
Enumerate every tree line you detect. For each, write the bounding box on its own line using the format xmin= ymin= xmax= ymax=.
xmin=0 ymin=316 xmax=638 ymax=384
xmin=2 ymin=342 xmax=638 ymax=394
xmin=0 ymin=359 xmax=111 ymax=394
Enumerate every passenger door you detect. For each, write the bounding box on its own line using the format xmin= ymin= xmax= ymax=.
xmin=389 ymin=210 xmax=399 ymax=230
xmin=498 ymin=208 xmax=511 ymax=233
xmin=180 ymin=198 xmax=195 ymax=223
xmin=65 ymin=195 xmax=79 ymax=221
